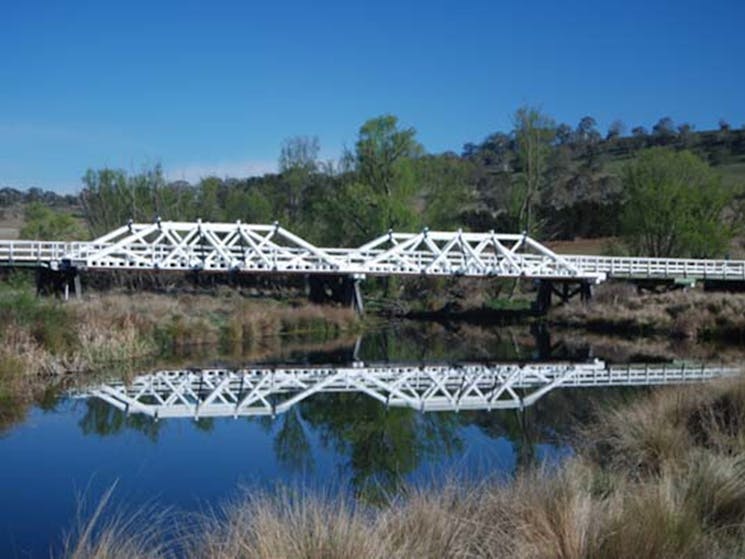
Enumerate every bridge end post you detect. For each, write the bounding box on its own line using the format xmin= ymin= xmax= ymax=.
xmin=307 ymin=274 xmax=365 ymax=315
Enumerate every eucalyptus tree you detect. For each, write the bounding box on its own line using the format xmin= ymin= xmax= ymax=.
xmin=652 ymin=116 xmax=677 ymax=144
xmin=80 ymin=163 xmax=195 ymax=236
xmin=277 ymin=135 xmax=321 ymax=227
xmin=606 ymin=120 xmax=626 ymax=141
xmin=328 ymin=115 xmax=423 ymax=245
xmin=576 ymin=116 xmax=601 ymax=145
xmin=513 ymin=106 xmax=556 ymax=235
xmin=621 ymin=148 xmax=736 ymax=257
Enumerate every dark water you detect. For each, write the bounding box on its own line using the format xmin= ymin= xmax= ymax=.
xmin=0 ymin=323 xmax=702 ymax=558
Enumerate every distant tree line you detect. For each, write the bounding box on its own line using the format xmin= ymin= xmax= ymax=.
xmin=0 ymin=187 xmax=77 ymax=207
xmin=10 ymin=110 xmax=745 ymax=258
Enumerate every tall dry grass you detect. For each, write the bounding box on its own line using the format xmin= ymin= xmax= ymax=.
xmin=550 ymin=286 xmax=745 ymax=341
xmin=61 ymin=485 xmax=172 ymax=559
xmin=0 ymin=287 xmax=360 ymax=380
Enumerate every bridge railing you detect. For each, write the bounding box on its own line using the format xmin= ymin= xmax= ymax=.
xmin=567 ymin=255 xmax=745 ymax=281
xmin=0 ymin=241 xmax=73 ymax=265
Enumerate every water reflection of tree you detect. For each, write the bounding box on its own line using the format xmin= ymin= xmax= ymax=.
xmin=463 ymin=387 xmax=619 ymax=472
xmin=78 ymin=398 xmax=162 ymax=441
xmin=359 ymin=324 xmax=529 ymax=363
xmin=0 ymin=393 xmax=27 ymax=435
xmin=298 ymin=393 xmax=462 ymax=495
xmin=274 ymin=408 xmax=314 ymax=474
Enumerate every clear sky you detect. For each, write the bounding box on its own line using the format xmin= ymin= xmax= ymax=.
xmin=1 ymin=0 xmax=744 ymax=191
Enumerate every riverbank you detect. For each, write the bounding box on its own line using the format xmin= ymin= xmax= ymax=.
xmin=549 ymin=284 xmax=745 ymax=342
xmin=0 ymin=285 xmax=361 ymax=431
xmin=62 ymin=372 xmax=745 ymax=559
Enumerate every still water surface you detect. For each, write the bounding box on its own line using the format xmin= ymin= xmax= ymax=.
xmin=0 ymin=323 xmax=710 ymax=557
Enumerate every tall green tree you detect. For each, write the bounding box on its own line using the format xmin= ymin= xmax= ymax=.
xmin=80 ymin=168 xmax=131 ymax=236
xmin=513 ymin=107 xmax=556 ymax=234
xmin=329 ymin=115 xmax=423 ymax=244
xmin=621 ymin=148 xmax=737 ymax=257
xmin=80 ymin=164 xmax=191 ymax=236
xmin=277 ymin=136 xmax=320 ymax=227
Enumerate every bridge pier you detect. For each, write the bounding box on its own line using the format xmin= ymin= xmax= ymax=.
xmin=35 ymin=265 xmax=82 ymax=300
xmin=307 ymin=274 xmax=365 ymax=314
xmin=533 ymin=280 xmax=592 ymax=314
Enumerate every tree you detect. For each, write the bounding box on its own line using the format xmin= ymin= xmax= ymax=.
xmin=20 ymin=202 xmax=84 ymax=240
xmin=575 ymin=116 xmax=601 ymax=145
xmin=620 ymin=148 xmax=736 ymax=257
xmin=80 ymin=168 xmax=131 ymax=236
xmin=652 ymin=116 xmax=676 ymax=139
xmin=676 ymin=122 xmax=694 ymax=148
xmin=555 ymin=123 xmax=573 ymax=146
xmin=415 ymin=153 xmax=473 ymax=229
xmin=277 ymin=136 xmax=320 ymax=226
xmin=197 ymin=176 xmax=225 ymax=221
xmin=328 ymin=115 xmax=423 ymax=244
xmin=606 ymin=120 xmax=626 ymax=141
xmin=630 ymin=126 xmax=649 ymax=150
xmin=80 ymin=163 xmax=186 ymax=236
xmin=513 ymin=106 xmax=556 ymax=234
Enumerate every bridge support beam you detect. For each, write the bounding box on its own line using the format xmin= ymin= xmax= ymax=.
xmin=533 ymin=280 xmax=592 ymax=314
xmin=307 ymin=274 xmax=365 ymax=314
xmin=35 ymin=266 xmax=82 ymax=300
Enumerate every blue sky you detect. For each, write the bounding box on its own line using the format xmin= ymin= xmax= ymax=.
xmin=1 ymin=0 xmax=744 ymax=192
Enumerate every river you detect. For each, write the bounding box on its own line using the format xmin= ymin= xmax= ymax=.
xmin=0 ymin=322 xmax=733 ymax=557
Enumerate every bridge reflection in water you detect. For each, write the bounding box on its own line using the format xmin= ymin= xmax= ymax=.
xmin=81 ymin=360 xmax=740 ymax=420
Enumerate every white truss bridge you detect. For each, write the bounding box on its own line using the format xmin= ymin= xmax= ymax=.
xmin=80 ymin=360 xmax=740 ymax=419
xmin=2 ymin=220 xmax=745 ymax=283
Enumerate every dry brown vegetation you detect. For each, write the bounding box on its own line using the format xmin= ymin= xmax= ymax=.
xmin=0 ymin=288 xmax=359 ymax=377
xmin=550 ymin=283 xmax=745 ymax=341
xmin=60 ymin=375 xmax=745 ymax=559
xmin=0 ymin=285 xmax=360 ymax=433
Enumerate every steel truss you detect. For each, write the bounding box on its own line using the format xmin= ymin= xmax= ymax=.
xmin=82 ymin=360 xmax=740 ymax=419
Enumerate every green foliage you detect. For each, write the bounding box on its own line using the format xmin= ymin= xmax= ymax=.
xmin=81 ymin=164 xmax=193 ymax=236
xmin=70 ymin=112 xmax=745 ymax=257
xmin=620 ymin=148 xmax=736 ymax=257
xmin=513 ymin=106 xmax=556 ymax=235
xmin=326 ymin=115 xmax=424 ymax=244
xmin=0 ymin=284 xmax=77 ymax=354
xmin=20 ymin=202 xmax=84 ymax=240
xmin=414 ymin=154 xmax=474 ymax=230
